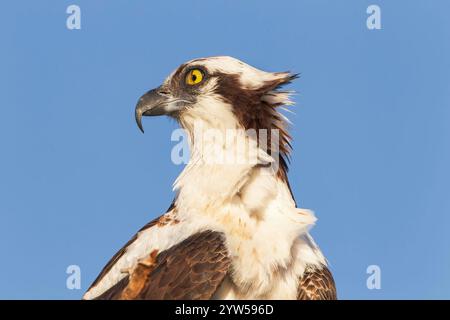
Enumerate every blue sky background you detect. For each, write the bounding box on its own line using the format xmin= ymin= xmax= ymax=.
xmin=1 ymin=0 xmax=449 ymax=299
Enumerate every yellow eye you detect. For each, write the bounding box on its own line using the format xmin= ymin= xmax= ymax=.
xmin=185 ymin=69 xmax=204 ymax=85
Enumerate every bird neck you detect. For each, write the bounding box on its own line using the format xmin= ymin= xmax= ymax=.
xmin=173 ymin=116 xmax=289 ymax=214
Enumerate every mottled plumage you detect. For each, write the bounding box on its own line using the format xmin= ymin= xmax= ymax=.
xmin=94 ymin=230 xmax=230 ymax=300
xmin=297 ymin=266 xmax=337 ymax=300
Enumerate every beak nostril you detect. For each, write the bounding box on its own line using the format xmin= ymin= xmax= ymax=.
xmin=158 ymin=90 xmax=170 ymax=96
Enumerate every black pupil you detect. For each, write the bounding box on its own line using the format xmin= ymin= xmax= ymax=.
xmin=192 ymin=74 xmax=197 ymax=82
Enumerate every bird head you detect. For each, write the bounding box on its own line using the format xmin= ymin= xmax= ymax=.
xmin=135 ymin=56 xmax=296 ymax=132
xmin=135 ymin=56 xmax=297 ymax=177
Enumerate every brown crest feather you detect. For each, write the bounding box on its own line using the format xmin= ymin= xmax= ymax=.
xmin=214 ymin=72 xmax=298 ymax=182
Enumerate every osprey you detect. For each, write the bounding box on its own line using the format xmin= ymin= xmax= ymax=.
xmin=83 ymin=56 xmax=336 ymax=300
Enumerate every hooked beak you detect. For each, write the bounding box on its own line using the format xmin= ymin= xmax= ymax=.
xmin=135 ymin=87 xmax=193 ymax=133
xmin=135 ymin=87 xmax=172 ymax=133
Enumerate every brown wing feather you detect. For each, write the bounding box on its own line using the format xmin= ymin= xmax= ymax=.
xmin=94 ymin=230 xmax=230 ymax=300
xmin=86 ymin=217 xmax=160 ymax=291
xmin=86 ymin=203 xmax=176 ymax=291
xmin=297 ymin=265 xmax=337 ymax=300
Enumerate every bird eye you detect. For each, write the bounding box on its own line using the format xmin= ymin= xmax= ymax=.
xmin=185 ymin=69 xmax=204 ymax=85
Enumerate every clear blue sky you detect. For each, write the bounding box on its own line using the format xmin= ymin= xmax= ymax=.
xmin=1 ymin=0 xmax=449 ymax=299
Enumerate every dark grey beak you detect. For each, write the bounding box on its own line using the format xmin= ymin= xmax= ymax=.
xmin=135 ymin=87 xmax=171 ymax=133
